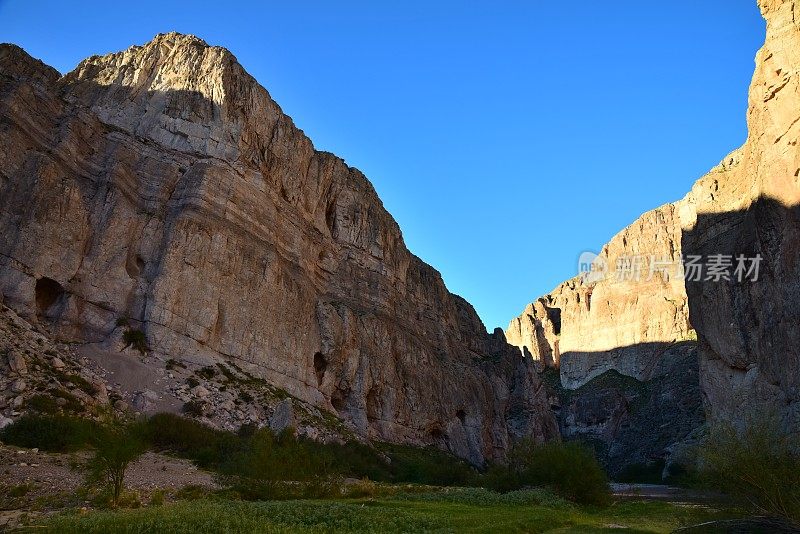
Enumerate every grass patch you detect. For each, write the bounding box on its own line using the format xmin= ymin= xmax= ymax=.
xmin=36 ymin=495 xmax=736 ymax=533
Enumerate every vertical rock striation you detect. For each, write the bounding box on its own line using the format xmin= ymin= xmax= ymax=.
xmin=0 ymin=34 xmax=557 ymax=464
xmin=682 ymin=0 xmax=800 ymax=429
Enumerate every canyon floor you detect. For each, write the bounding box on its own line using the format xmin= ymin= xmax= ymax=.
xmin=0 ymin=442 xmax=759 ymax=534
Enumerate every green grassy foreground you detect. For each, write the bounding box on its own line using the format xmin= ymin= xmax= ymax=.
xmin=32 ymin=493 xmax=731 ymax=533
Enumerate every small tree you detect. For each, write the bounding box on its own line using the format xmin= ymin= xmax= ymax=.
xmin=88 ymin=418 xmax=146 ymax=507
xmin=700 ymin=414 xmax=800 ymax=524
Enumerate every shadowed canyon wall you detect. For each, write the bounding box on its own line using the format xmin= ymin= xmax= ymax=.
xmin=682 ymin=0 xmax=800 ymax=430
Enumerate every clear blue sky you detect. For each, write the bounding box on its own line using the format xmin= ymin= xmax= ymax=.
xmin=0 ymin=1 xmax=765 ymax=330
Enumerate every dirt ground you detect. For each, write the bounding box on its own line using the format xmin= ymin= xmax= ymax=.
xmin=0 ymin=444 xmax=216 ymax=530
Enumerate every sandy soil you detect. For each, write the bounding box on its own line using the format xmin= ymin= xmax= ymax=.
xmin=0 ymin=444 xmax=216 ymax=529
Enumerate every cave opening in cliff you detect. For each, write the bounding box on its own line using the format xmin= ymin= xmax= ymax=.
xmin=35 ymin=277 xmax=65 ymax=318
xmin=313 ymin=352 xmax=327 ymax=385
xmin=547 ymin=307 xmax=562 ymax=335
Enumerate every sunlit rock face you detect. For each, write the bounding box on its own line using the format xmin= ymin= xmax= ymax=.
xmin=510 ymin=0 xmax=800 ymax=434
xmin=506 ymin=200 xmax=693 ymax=390
xmin=681 ymin=0 xmax=800 ymax=429
xmin=0 ymin=34 xmax=558 ymax=465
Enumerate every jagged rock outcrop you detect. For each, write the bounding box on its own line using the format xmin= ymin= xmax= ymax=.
xmin=0 ymin=303 xmax=114 ymax=418
xmin=507 ymin=201 xmax=693 ymax=389
xmin=0 ymin=35 xmax=557 ymax=465
xmin=681 ymin=0 xmax=800 ymax=429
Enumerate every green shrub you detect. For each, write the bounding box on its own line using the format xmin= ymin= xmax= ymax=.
xmin=699 ymin=415 xmax=800 ymax=524
xmin=182 ymin=401 xmax=204 ymax=418
xmin=616 ymin=460 xmax=666 ymax=484
xmin=196 ymin=366 xmax=217 ymax=380
xmin=218 ymin=428 xmax=340 ymax=500
xmin=148 ymin=489 xmax=166 ymax=507
xmin=143 ymin=413 xmax=240 ymax=469
xmin=487 ymin=440 xmax=610 ymax=506
xmin=379 ymin=443 xmax=477 ymax=486
xmin=0 ymin=414 xmax=97 ymax=452
xmin=26 ymin=394 xmax=60 ymax=414
xmin=165 ymin=359 xmax=186 ymax=371
xmin=175 ymin=484 xmax=211 ymax=501
xmin=122 ymin=328 xmax=149 ymax=355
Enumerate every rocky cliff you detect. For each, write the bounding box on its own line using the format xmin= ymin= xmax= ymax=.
xmin=505 ymin=203 xmax=702 ymax=475
xmin=509 ymin=0 xmax=800 ymax=453
xmin=506 ymin=200 xmax=693 ymax=390
xmin=681 ymin=0 xmax=800 ymax=429
xmin=0 ymin=35 xmax=557 ymax=465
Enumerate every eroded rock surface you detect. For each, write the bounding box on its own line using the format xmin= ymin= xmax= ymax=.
xmin=548 ymin=342 xmax=703 ymax=480
xmin=507 ymin=201 xmax=693 ymax=389
xmin=681 ymin=0 xmax=800 ymax=429
xmin=509 ymin=0 xmax=800 ymax=442
xmin=0 ymin=35 xmax=557 ymax=464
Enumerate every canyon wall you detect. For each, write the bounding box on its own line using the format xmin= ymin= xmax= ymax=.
xmin=506 ymin=201 xmax=693 ymax=389
xmin=509 ymin=0 xmax=800 ymax=443
xmin=682 ymin=0 xmax=800 ymax=429
xmin=0 ymin=35 xmax=557 ymax=465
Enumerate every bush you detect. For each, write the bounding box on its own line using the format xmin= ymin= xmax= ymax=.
xmin=26 ymin=394 xmax=60 ymax=414
xmin=182 ymin=401 xmax=204 ymax=417
xmin=699 ymin=415 xmax=800 ymax=524
xmin=486 ymin=440 xmax=610 ymax=506
xmin=218 ymin=428 xmax=341 ymax=500
xmin=615 ymin=460 xmax=666 ymax=484
xmin=379 ymin=443 xmax=477 ymax=486
xmin=0 ymin=414 xmax=97 ymax=452
xmin=196 ymin=366 xmax=216 ymax=380
xmin=143 ymin=413 xmax=240 ymax=469
xmin=87 ymin=418 xmax=147 ymax=508
xmin=122 ymin=328 xmax=149 ymax=355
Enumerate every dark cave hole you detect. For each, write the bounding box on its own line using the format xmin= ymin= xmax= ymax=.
xmin=313 ymin=352 xmax=327 ymax=386
xmin=456 ymin=409 xmax=466 ymax=423
xmin=35 ymin=277 xmax=65 ymax=317
xmin=547 ymin=306 xmax=562 ymax=335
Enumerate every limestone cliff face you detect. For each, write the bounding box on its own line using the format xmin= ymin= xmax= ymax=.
xmin=681 ymin=0 xmax=800 ymax=429
xmin=0 ymin=34 xmax=557 ymax=464
xmin=506 ymin=201 xmax=693 ymax=389
xmin=510 ymin=0 xmax=800 ymax=435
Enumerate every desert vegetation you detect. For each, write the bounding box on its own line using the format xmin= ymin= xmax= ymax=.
xmin=2 ymin=411 xmax=792 ymax=531
xmin=697 ymin=414 xmax=800 ymax=526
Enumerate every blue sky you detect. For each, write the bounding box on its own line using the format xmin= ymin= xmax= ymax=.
xmin=0 ymin=1 xmax=765 ymax=330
